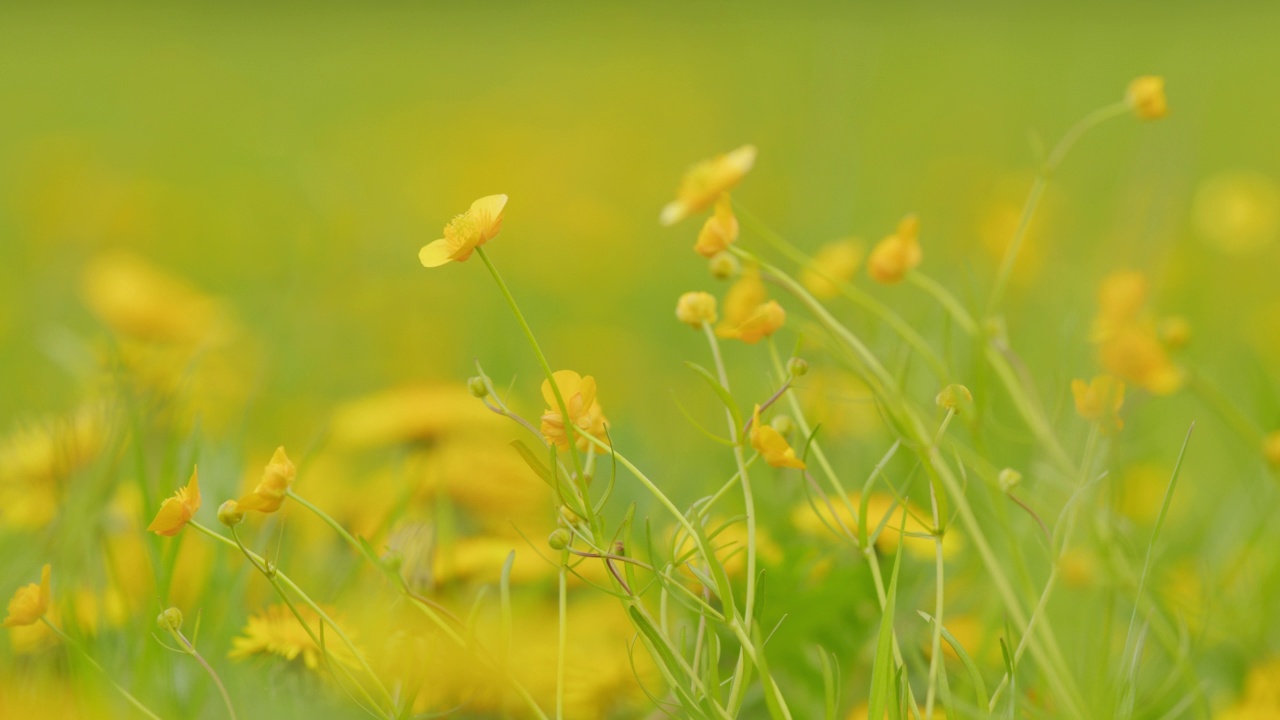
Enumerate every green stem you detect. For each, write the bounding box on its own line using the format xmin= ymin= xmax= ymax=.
xmin=41 ymin=618 xmax=165 ymax=720
xmin=169 ymin=627 xmax=238 ymax=720
xmin=557 ymin=558 xmax=567 ymax=720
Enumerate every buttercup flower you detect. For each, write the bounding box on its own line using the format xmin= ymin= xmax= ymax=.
xmin=750 ymin=404 xmax=806 ymax=469
xmin=147 ymin=468 xmax=202 ymax=536
xmin=716 ymin=267 xmax=767 ymax=334
xmin=1071 ymin=375 xmax=1125 ymax=432
xmin=800 ymin=239 xmax=862 ymax=299
xmin=418 ymin=194 xmax=508 ymax=267
xmin=660 ymin=145 xmax=757 ymax=226
xmin=238 ymin=447 xmax=297 ymax=513
xmin=720 ymin=300 xmax=786 ymax=344
xmin=867 ymin=215 xmax=922 ymax=284
xmin=694 ymin=194 xmax=740 ymax=257
xmin=1126 ymin=76 xmax=1167 ymax=121
xmin=675 ymin=291 xmax=718 ymax=327
xmin=540 ymin=371 xmax=609 ymax=453
xmin=4 ymin=564 xmax=51 ymax=627
xmin=1090 ymin=271 xmax=1184 ymax=394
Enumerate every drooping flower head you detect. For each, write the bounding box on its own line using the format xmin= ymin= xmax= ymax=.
xmin=750 ymin=405 xmax=806 ymax=470
xmin=715 ymin=267 xmax=784 ymax=343
xmin=147 ymin=467 xmax=202 ymax=536
xmin=1126 ymin=76 xmax=1167 ymax=121
xmin=693 ymin=194 xmax=740 ymax=257
xmin=4 ymin=564 xmax=51 ymax=627
xmin=419 ymin=194 xmax=508 ymax=268
xmin=1071 ymin=375 xmax=1125 ymax=433
xmin=540 ymin=371 xmax=609 ymax=453
xmin=800 ymin=239 xmax=863 ymax=299
xmin=238 ymin=447 xmax=296 ymax=514
xmin=721 ymin=301 xmax=786 ymax=344
xmin=660 ymin=145 xmax=757 ymax=226
xmin=867 ymin=214 xmax=922 ymax=284
xmin=675 ymin=292 xmax=718 ymax=328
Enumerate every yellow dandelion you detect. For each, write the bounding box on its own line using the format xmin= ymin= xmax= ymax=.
xmin=229 ymin=603 xmax=355 ymax=672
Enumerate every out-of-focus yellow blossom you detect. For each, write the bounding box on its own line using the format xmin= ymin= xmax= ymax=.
xmin=4 ymin=564 xmax=51 ymax=627
xmin=675 ymin=518 xmax=783 ymax=584
xmin=750 ymin=404 xmax=806 ymax=469
xmin=1126 ymin=75 xmax=1167 ymax=120
xmin=717 ymin=266 xmax=767 ymax=332
xmin=0 ymin=407 xmax=104 ymax=530
xmin=792 ymin=492 xmax=960 ymax=560
xmin=675 ymin=291 xmax=718 ymax=327
xmin=800 ymin=239 xmax=862 ymax=299
xmin=328 ymin=383 xmax=503 ymax=448
xmin=432 ymin=536 xmax=555 ymax=586
xmin=720 ymin=300 xmax=786 ymax=344
xmin=1193 ymin=171 xmax=1280 ymax=255
xmin=867 ymin=214 xmax=922 ymax=284
xmin=146 ymin=467 xmax=201 ymax=536
xmin=1264 ymin=430 xmax=1280 ymax=468
xmin=1057 ymin=547 xmax=1099 ymax=588
xmin=1217 ymin=658 xmax=1280 ymax=719
xmin=414 ymin=444 xmax=552 ymax=532
xmin=660 ymin=145 xmax=757 ymax=226
xmin=694 ymin=193 xmax=739 ymax=257
xmin=229 ymin=603 xmax=356 ymax=672
xmin=81 ymin=252 xmax=233 ymax=346
xmin=540 ymin=371 xmax=609 ymax=453
xmin=1089 ymin=271 xmax=1183 ymax=394
xmin=0 ymin=677 xmax=82 ymax=719
xmin=1157 ymin=315 xmax=1192 ymax=349
xmin=418 ymin=194 xmax=508 ymax=267
xmin=237 ymin=446 xmax=296 ymax=513
xmin=799 ymin=368 xmax=884 ymax=439
xmin=1071 ymin=375 xmax=1125 ymax=432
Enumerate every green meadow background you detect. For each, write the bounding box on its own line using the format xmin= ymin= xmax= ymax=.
xmin=3 ymin=2 xmax=1280 ymax=718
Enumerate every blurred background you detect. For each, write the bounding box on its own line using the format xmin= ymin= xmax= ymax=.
xmin=3 ymin=1 xmax=1280 ymax=718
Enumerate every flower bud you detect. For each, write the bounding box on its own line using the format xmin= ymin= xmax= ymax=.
xmin=467 ymin=376 xmax=490 ymax=398
xmin=935 ymin=384 xmax=974 ymax=413
xmin=770 ymin=414 xmax=796 ymax=436
xmin=217 ymin=500 xmax=244 ymax=527
xmin=157 ymin=607 xmax=183 ymax=632
xmin=548 ymin=528 xmax=572 ymax=551
xmin=676 ymin=292 xmax=718 ymax=328
xmin=997 ymin=468 xmax=1022 ymax=492
xmin=787 ymin=357 xmax=809 ymax=377
xmin=1126 ymin=76 xmax=1167 ymax=120
xmin=558 ymin=505 xmax=583 ymax=527
xmin=709 ymin=251 xmax=740 ymax=280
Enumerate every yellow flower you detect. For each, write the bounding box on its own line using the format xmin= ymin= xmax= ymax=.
xmin=1126 ymin=76 xmax=1167 ymax=120
xmin=1192 ymin=171 xmax=1280 ymax=255
xmin=3 ymin=564 xmax=51 ymax=627
xmin=81 ymin=252 xmax=233 ymax=346
xmin=1089 ymin=271 xmax=1184 ymax=394
xmin=540 ymin=371 xmax=609 ymax=453
xmin=328 ymin=384 xmax=502 ymax=448
xmin=1263 ymin=430 xmax=1280 ymax=469
xmin=693 ymin=193 xmax=739 ymax=257
xmin=147 ymin=468 xmax=201 ymax=536
xmin=238 ymin=447 xmax=296 ymax=513
xmin=716 ymin=267 xmax=767 ymax=333
xmin=418 ymin=194 xmax=508 ymax=267
xmin=866 ymin=215 xmax=922 ymax=284
xmin=750 ymin=405 xmax=806 ymax=469
xmin=791 ymin=492 xmax=960 ymax=560
xmin=720 ymin=300 xmax=786 ymax=344
xmin=800 ymin=239 xmax=862 ymax=299
xmin=229 ymin=603 xmax=355 ymax=672
xmin=675 ymin=291 xmax=718 ymax=327
xmin=660 ymin=145 xmax=757 ymax=226
xmin=1071 ymin=376 xmax=1125 ymax=432
xmin=1090 ymin=270 xmax=1149 ymax=341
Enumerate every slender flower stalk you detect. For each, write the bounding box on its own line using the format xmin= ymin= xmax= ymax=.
xmin=40 ymin=618 xmax=165 ymax=720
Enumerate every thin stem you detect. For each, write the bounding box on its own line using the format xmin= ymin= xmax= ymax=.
xmin=557 ymin=556 xmax=567 ymax=720
xmin=924 ymin=409 xmax=955 ymax=719
xmin=41 ymin=618 xmax=165 ymax=720
xmin=169 ymin=627 xmax=238 ymax=720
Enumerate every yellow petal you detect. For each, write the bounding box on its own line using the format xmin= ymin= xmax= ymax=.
xmin=418 ymin=238 xmax=458 ymax=268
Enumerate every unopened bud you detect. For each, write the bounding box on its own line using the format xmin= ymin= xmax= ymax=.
xmin=548 ymin=528 xmax=572 ymax=551
xmin=787 ymin=357 xmax=809 ymax=377
xmin=558 ymin=505 xmax=583 ymax=527
xmin=936 ymin=384 xmax=974 ymax=413
xmin=467 ymin=376 xmax=489 ymax=398
xmin=157 ymin=607 xmax=183 ymax=632
xmin=217 ymin=500 xmax=244 ymax=527
xmin=709 ymin=251 xmax=740 ymax=280
xmin=997 ymin=468 xmax=1022 ymax=492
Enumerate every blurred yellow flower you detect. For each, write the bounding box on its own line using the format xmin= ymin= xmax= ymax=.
xmin=540 ymin=371 xmax=609 ymax=453
xmin=792 ymin=492 xmax=959 ymax=560
xmin=238 ymin=446 xmax=296 ymax=513
xmin=418 ymin=194 xmax=508 ymax=267
xmin=432 ymin=535 xmax=555 ymax=586
xmin=81 ymin=252 xmax=233 ymax=346
xmin=660 ymin=144 xmax=757 ymax=226
xmin=1263 ymin=430 xmax=1280 ymax=469
xmin=0 ymin=406 xmax=104 ymax=530
xmin=717 ymin=266 xmax=768 ymax=333
xmin=867 ymin=214 xmax=922 ymax=284
xmin=1090 ymin=271 xmax=1184 ymax=394
xmin=229 ymin=603 xmax=355 ymax=672
xmin=146 ymin=467 xmax=201 ymax=537
xmin=1193 ymin=171 xmax=1280 ymax=255
xmin=693 ymin=193 xmax=739 ymax=257
xmin=1071 ymin=375 xmax=1125 ymax=432
xmin=750 ymin=404 xmax=806 ymax=469
xmin=675 ymin=291 xmax=718 ymax=327
xmin=720 ymin=300 xmax=786 ymax=344
xmin=1217 ymin=658 xmax=1280 ymax=719
xmin=3 ymin=564 xmax=51 ymax=628
xmin=329 ymin=384 xmax=502 ymax=449
xmin=1126 ymin=75 xmax=1167 ymax=120
xmin=800 ymin=239 xmax=862 ymax=299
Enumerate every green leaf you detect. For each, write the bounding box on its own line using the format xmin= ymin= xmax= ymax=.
xmin=508 ymin=439 xmax=555 ymax=487
xmin=867 ymin=508 xmax=907 ymax=720
xmin=919 ymin=610 xmax=989 ymax=712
